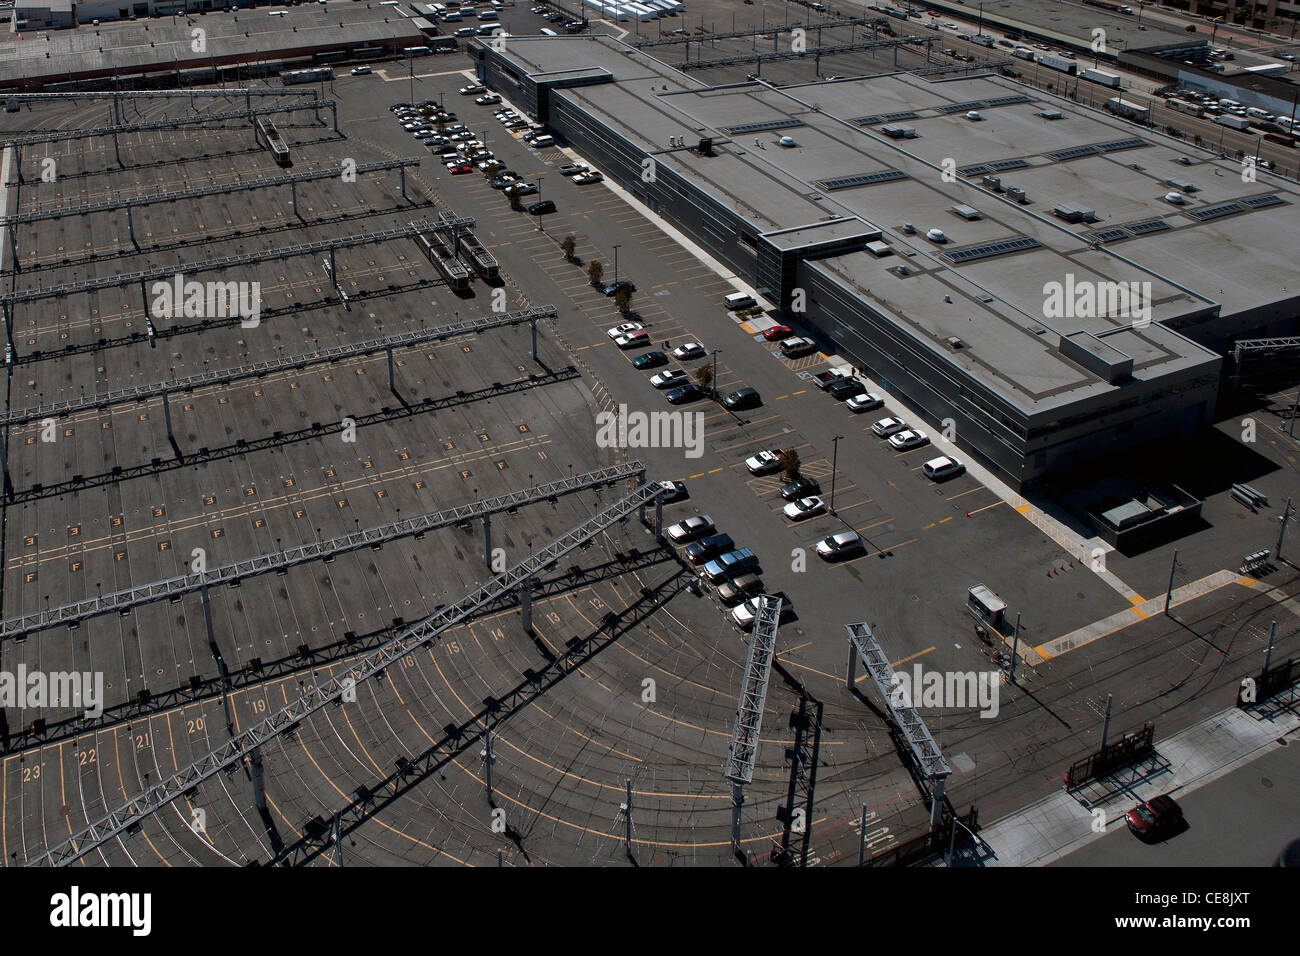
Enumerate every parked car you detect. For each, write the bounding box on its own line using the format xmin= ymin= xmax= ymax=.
xmin=475 ymin=93 xmax=502 ymax=105
xmin=722 ymin=387 xmax=760 ymax=410
xmin=684 ymin=533 xmax=734 ymax=565
xmin=731 ymin=592 xmax=794 ymax=630
xmin=871 ymin=417 xmax=907 ymax=438
xmin=614 ymin=330 xmax=650 ymax=350
xmin=666 ymin=383 xmax=704 ymax=405
xmin=672 ymin=342 xmax=706 ymax=361
xmin=762 ymin=324 xmax=794 ymax=342
xmin=558 ymin=163 xmax=588 ymax=176
xmin=703 ymin=548 xmax=759 ymax=585
xmin=666 ymin=515 xmax=715 ymax=543
xmin=459 ymin=84 xmax=487 ymax=95
xmin=607 ymin=322 xmax=643 ymax=340
xmin=1125 ymin=794 xmax=1184 ymax=841
xmin=658 ymin=480 xmax=689 ymax=503
xmin=783 ymin=496 xmax=826 ymax=521
xmin=745 ymin=450 xmax=783 ymax=475
xmin=716 ymin=573 xmax=764 ymax=607
xmin=779 ymin=336 xmax=817 ymax=358
xmin=573 ymin=170 xmax=604 ymax=184
xmin=828 ymin=377 xmax=866 ymax=401
xmin=351 ymin=66 xmax=373 ymax=75
xmin=601 ymin=280 xmax=636 ymax=297
xmin=922 ymin=456 xmax=964 ymax=481
xmin=511 ymin=182 xmax=539 ymax=196
xmin=632 ymin=351 xmax=668 ymax=370
xmin=448 ymin=163 xmax=474 ymax=174
xmin=780 ymin=477 xmax=820 ymax=501
xmin=650 ymin=369 xmax=689 ymax=390
xmin=845 ymin=392 xmax=883 ymax=413
xmin=528 ymin=199 xmax=556 ymax=215
xmin=888 ymin=429 xmax=929 ymax=451
xmin=816 ymin=531 xmax=865 ymax=561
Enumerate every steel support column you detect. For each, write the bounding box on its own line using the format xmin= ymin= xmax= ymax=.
xmin=530 ymin=317 xmax=538 ymax=362
xmin=483 ymin=513 xmax=493 ymax=568
xmin=161 ymin=389 xmax=181 ymax=460
xmin=519 ymin=575 xmax=532 ymax=634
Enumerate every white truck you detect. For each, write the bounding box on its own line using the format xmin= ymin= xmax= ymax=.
xmin=1214 ymin=113 xmax=1251 ymax=131
xmin=1080 ymin=67 xmax=1121 ymax=88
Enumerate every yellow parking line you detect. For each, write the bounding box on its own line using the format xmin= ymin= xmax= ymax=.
xmin=968 ymin=501 xmax=1005 ymax=516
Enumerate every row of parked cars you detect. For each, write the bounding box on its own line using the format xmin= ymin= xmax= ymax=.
xmin=390 ymin=100 xmax=494 ymax=176
xmin=607 ymin=322 xmax=762 ymax=411
xmin=738 ymin=450 xmax=868 ymax=561
xmin=663 ymin=515 xmax=792 ymax=629
xmin=529 ymin=4 xmax=587 ymax=32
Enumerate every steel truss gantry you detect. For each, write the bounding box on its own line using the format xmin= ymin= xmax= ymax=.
xmin=1233 ymin=336 xmax=1300 ymax=363
xmin=25 ymin=479 xmax=666 ymax=867
xmin=0 ymin=459 xmax=646 ymax=642
xmin=1 ymin=305 xmax=555 ymax=428
xmin=724 ymin=594 xmax=782 ymax=862
xmin=845 ymin=621 xmax=952 ymax=829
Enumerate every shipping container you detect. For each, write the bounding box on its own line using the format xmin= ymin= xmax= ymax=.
xmin=1080 ymin=67 xmax=1121 ymax=88
xmin=1106 ymin=97 xmax=1148 ymax=121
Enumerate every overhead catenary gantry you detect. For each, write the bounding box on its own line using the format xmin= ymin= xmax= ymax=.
xmin=724 ymin=594 xmax=782 ymax=863
xmin=2 ymin=306 xmax=555 ymax=428
xmin=632 ymin=15 xmax=886 ymax=48
xmin=24 ymin=479 xmax=666 ymax=867
xmin=0 ymin=160 xmax=419 ymax=268
xmin=0 ymin=219 xmax=474 ymax=355
xmin=0 ymin=459 xmax=649 ymax=643
xmin=1 ymin=100 xmax=337 ymax=180
xmin=845 ymin=621 xmax=952 ymax=829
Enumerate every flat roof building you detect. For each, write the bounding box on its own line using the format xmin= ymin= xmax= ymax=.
xmin=469 ymin=34 xmax=1300 ymax=488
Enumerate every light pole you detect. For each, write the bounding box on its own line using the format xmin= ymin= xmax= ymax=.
xmin=1164 ymin=549 xmax=1179 ymax=618
xmin=613 ymin=243 xmax=621 ymax=284
xmin=710 ymin=349 xmax=720 ymax=399
xmin=829 ymin=435 xmax=843 ymax=514
xmin=409 ymin=52 xmax=415 ymax=107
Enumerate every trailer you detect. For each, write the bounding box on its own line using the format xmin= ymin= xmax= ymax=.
xmin=1106 ymin=97 xmax=1149 ymax=121
xmin=1213 ymin=113 xmax=1251 ymax=131
xmin=1036 ymin=51 xmax=1078 ymax=75
xmin=280 ymin=67 xmax=333 ymax=85
xmin=1012 ymin=47 xmax=1035 ymax=61
xmin=1080 ymin=67 xmax=1121 ymax=88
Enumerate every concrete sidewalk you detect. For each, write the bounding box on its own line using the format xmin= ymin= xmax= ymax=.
xmin=970 ymin=701 xmax=1300 ymax=866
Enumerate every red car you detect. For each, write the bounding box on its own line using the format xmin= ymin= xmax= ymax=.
xmin=1125 ymin=794 xmax=1183 ymax=840
xmin=762 ymin=324 xmax=793 ymax=341
xmin=449 ymin=164 xmax=473 ymax=175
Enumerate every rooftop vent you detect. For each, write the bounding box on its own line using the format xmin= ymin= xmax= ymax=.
xmin=901 ymin=223 xmax=917 ymax=235
xmin=778 ymin=135 xmax=797 ymax=147
xmin=1163 ymin=191 xmax=1186 ymax=205
xmin=966 ymin=111 xmax=983 ymax=121
xmin=946 ymin=336 xmax=966 ymax=349
xmin=925 ymin=228 xmax=948 ymax=243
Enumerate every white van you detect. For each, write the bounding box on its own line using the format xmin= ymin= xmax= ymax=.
xmin=723 ymin=292 xmax=756 ymax=310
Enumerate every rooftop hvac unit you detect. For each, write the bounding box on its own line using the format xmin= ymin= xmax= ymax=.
xmin=982 ymin=175 xmax=1003 ymax=192
xmin=946 ymin=336 xmax=965 ymax=349
xmin=697 ymin=137 xmax=714 ymax=156
xmin=1039 ymin=109 xmax=1063 ymax=120
xmin=925 ymin=228 xmax=948 ymax=242
xmin=1007 ymin=186 xmax=1028 ymax=203
xmin=902 ymin=222 xmax=917 ymax=234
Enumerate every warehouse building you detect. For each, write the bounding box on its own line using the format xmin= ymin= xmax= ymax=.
xmin=468 ymin=35 xmax=1300 ymax=488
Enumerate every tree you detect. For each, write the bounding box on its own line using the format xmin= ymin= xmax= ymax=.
xmin=505 ymin=184 xmax=522 ymax=209
xmin=778 ymin=449 xmax=802 ymax=483
xmin=693 ymin=364 xmax=713 ymax=392
xmin=561 ymin=235 xmax=577 ymax=261
xmin=587 ymin=260 xmax=604 ymax=287
xmin=614 ymin=285 xmax=633 ymax=316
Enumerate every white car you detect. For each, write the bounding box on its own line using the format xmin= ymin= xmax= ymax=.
xmin=923 ymin=456 xmax=965 ymax=480
xmin=614 ymin=330 xmax=650 ymax=350
xmin=871 ymin=417 xmax=907 ymax=438
xmin=731 ymin=593 xmax=793 ymax=630
xmin=745 ymin=450 xmax=782 ymax=475
xmin=888 ymin=429 xmax=930 ymax=451
xmin=672 ymin=341 xmax=707 ymax=361
xmin=782 ymin=496 xmax=826 ymax=521
xmin=815 ymin=530 xmax=865 ymax=560
xmin=351 ymin=66 xmax=373 ymax=76
xmin=650 ymin=368 xmax=688 ymax=389
xmin=475 ymin=93 xmax=502 ymax=105
xmin=459 ymin=84 xmax=487 ymax=95
xmin=845 ymin=392 xmax=883 ymax=413
xmin=665 ymin=515 xmax=715 ymax=543
xmin=607 ymin=322 xmax=643 ymax=340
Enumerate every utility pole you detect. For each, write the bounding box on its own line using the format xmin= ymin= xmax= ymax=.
xmin=1010 ymin=611 xmax=1021 ymax=681
xmin=1164 ymin=548 xmax=1179 ymax=617
xmin=1264 ymin=620 xmax=1277 ymax=673
xmin=1277 ymin=498 xmax=1294 ymax=562
xmin=829 ymin=435 xmax=843 ymax=514
xmin=1100 ymin=693 xmax=1113 ymax=749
